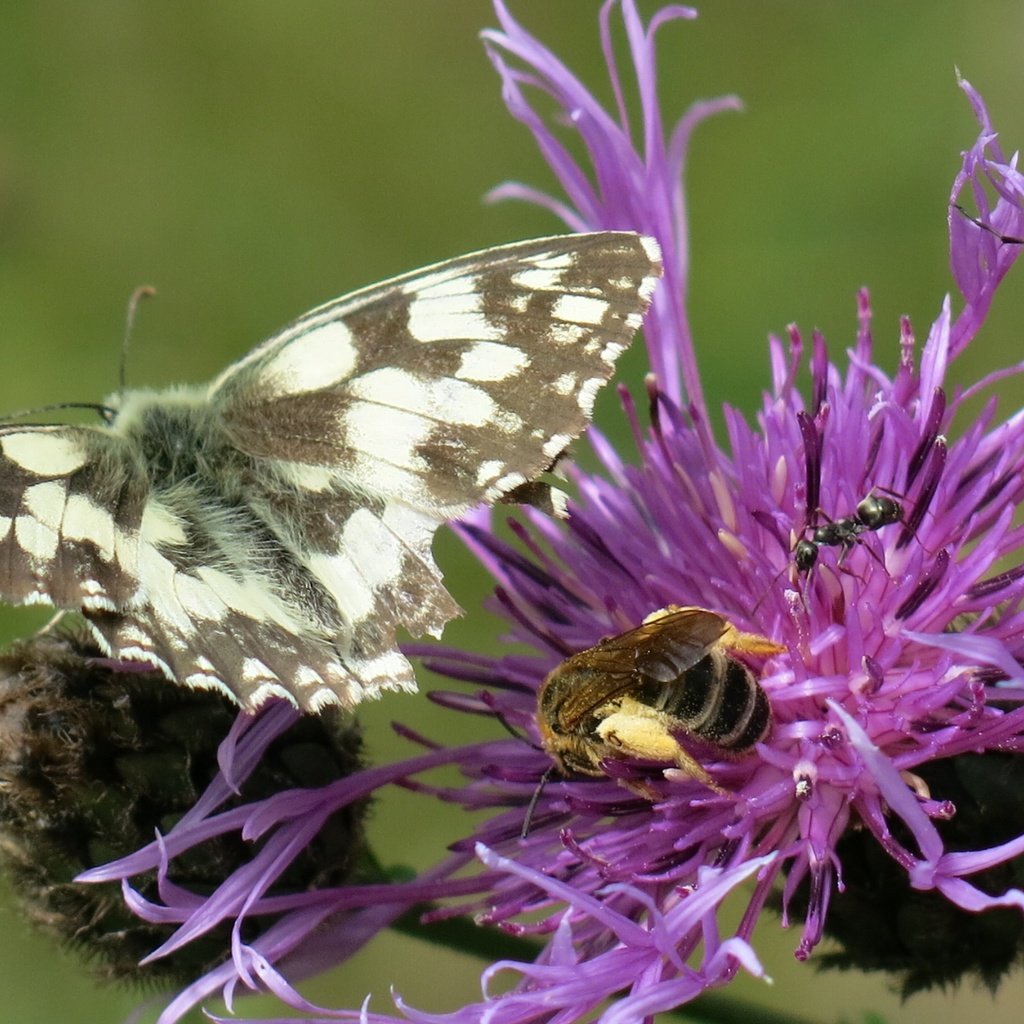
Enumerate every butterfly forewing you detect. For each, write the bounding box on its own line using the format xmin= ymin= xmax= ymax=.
xmin=0 ymin=231 xmax=661 ymax=711
xmin=213 ymin=233 xmax=657 ymax=511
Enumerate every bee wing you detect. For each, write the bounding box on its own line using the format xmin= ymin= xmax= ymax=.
xmin=549 ymin=607 xmax=729 ymax=726
xmin=595 ymin=606 xmax=728 ymax=659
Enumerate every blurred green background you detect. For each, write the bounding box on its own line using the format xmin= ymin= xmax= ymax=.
xmin=0 ymin=2 xmax=1023 ymax=1022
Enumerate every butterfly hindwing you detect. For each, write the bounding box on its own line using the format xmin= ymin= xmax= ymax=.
xmin=0 ymin=426 xmax=146 ymax=610
xmin=0 ymin=232 xmax=661 ymax=710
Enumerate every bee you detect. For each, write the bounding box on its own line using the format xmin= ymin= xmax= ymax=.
xmin=537 ymin=606 xmax=784 ymax=792
xmin=794 ymin=493 xmax=903 ymax=573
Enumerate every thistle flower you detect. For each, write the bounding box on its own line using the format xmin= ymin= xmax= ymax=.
xmin=80 ymin=2 xmax=1024 ymax=1022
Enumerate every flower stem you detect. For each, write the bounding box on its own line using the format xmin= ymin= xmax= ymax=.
xmin=390 ymin=904 xmax=542 ymax=963
xmin=678 ymin=992 xmax=822 ymax=1024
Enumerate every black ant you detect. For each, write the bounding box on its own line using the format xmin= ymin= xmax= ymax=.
xmin=795 ymin=493 xmax=903 ymax=573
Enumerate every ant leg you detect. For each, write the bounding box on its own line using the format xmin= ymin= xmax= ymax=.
xmin=953 ymin=204 xmax=1024 ymax=244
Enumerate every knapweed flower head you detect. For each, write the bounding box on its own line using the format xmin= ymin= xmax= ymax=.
xmin=78 ymin=2 xmax=1024 ymax=1022
xmin=0 ymin=629 xmax=366 ymax=989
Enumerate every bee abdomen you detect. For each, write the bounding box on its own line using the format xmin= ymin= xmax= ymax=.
xmin=657 ymin=651 xmax=770 ymax=752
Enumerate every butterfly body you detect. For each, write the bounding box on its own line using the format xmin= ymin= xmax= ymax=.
xmin=0 ymin=232 xmax=661 ymax=710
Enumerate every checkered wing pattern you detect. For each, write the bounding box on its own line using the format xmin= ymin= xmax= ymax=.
xmin=0 ymin=232 xmax=661 ymax=710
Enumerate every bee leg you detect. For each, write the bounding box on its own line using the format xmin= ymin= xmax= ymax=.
xmin=642 ymin=603 xmax=682 ymax=621
xmin=718 ymin=624 xmax=786 ymax=658
xmin=663 ymin=748 xmax=729 ymax=795
xmin=595 ymin=699 xmax=725 ymax=794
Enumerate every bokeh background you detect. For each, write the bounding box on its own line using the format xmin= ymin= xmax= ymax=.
xmin=0 ymin=3 xmax=1023 ymax=1022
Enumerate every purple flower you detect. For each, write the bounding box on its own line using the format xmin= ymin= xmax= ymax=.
xmin=81 ymin=2 xmax=1024 ymax=1021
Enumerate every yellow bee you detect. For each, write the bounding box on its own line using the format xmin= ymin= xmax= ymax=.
xmin=537 ymin=606 xmax=784 ymax=792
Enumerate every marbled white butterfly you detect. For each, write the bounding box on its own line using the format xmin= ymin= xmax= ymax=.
xmin=0 ymin=232 xmax=661 ymax=711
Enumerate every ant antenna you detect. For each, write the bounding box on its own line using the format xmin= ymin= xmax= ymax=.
xmin=119 ymin=285 xmax=157 ymax=397
xmin=953 ymin=204 xmax=1024 ymax=245
xmin=521 ymin=764 xmax=555 ymax=839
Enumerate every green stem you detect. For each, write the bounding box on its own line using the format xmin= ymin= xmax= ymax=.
xmin=390 ymin=904 xmax=542 ymax=963
xmin=673 ymin=991 xmax=820 ymax=1024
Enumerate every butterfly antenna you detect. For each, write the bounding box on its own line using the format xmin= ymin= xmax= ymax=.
xmin=1 ymin=400 xmax=117 ymax=423
xmin=120 ymin=285 xmax=157 ymax=396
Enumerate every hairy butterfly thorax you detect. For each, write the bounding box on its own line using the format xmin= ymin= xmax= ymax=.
xmin=114 ymin=388 xmax=235 ymax=482
xmin=0 ymin=232 xmax=662 ymax=711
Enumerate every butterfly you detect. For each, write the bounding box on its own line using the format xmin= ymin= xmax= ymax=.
xmin=0 ymin=231 xmax=661 ymax=711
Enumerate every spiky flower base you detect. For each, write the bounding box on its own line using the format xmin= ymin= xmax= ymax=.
xmin=0 ymin=629 xmax=365 ymax=985
xmin=793 ymin=752 xmax=1024 ymax=995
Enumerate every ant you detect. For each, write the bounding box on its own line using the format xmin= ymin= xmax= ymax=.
xmin=794 ymin=493 xmax=903 ymax=573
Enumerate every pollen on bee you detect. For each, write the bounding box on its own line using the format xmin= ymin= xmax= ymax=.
xmin=595 ymin=700 xmax=683 ymax=763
